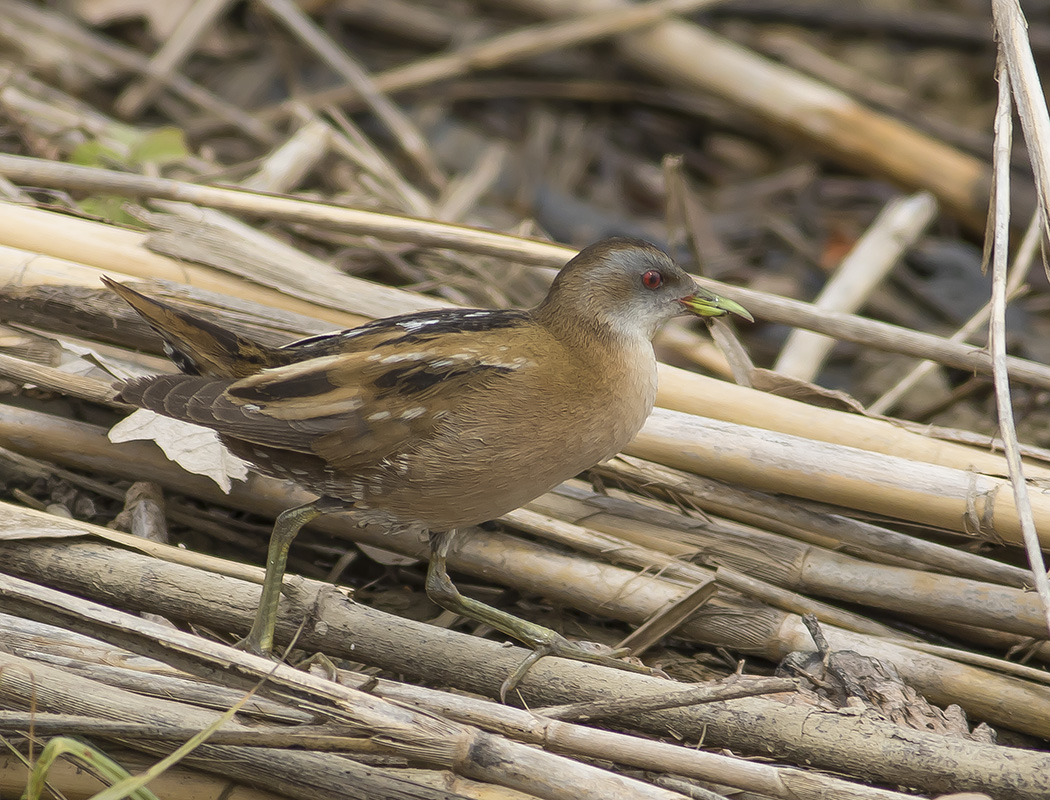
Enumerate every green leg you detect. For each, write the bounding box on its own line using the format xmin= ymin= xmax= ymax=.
xmin=238 ymin=498 xmax=340 ymax=657
xmin=425 ymin=530 xmax=651 ymax=701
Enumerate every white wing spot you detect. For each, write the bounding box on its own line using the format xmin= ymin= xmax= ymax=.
xmin=400 ymin=406 xmax=427 ymax=420
xmin=368 ymin=411 xmax=392 ymax=421
xmin=381 ymin=352 xmax=426 ymax=364
xmin=480 ymin=357 xmax=533 ymax=369
xmin=397 ymin=318 xmax=441 ymax=331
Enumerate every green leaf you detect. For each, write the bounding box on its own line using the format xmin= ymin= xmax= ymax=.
xmin=128 ymin=127 xmax=189 ymax=167
xmin=77 ymin=196 xmax=145 ymax=228
xmin=69 ymin=141 xmax=124 ymax=168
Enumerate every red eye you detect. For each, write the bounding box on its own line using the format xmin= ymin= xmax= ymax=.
xmin=641 ymin=269 xmax=663 ymax=290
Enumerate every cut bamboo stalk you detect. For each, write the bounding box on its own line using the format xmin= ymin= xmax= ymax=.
xmin=630 ymin=408 xmax=1047 ymax=547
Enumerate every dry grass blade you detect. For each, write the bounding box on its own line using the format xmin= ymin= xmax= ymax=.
xmin=259 ymin=0 xmax=725 ymax=121
xmin=114 ymin=0 xmax=236 ymax=118
xmin=868 ymin=210 xmax=1040 ymax=416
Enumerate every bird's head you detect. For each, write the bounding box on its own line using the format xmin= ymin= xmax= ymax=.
xmin=535 ymin=238 xmax=752 ymax=342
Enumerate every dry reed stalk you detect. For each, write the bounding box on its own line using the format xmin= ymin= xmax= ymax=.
xmin=0 ymin=201 xmax=360 ymax=325
xmin=113 ymin=0 xmax=237 ymax=118
xmin=0 ymin=0 xmax=275 ymax=142
xmin=258 ymin=0 xmax=724 ymax=123
xmin=257 ymin=0 xmax=446 ymax=191
xmin=869 ymin=211 xmax=1041 ymax=416
xmin=0 ymin=652 xmax=466 ymax=800
xmin=2 ymin=542 xmax=1049 ymax=798
xmin=534 ymin=484 xmax=1039 ymax=639
xmin=1 ymin=2 xmax=1039 ymax=797
xmin=139 ymin=209 xmax=453 ymax=320
xmin=506 ymin=506 xmax=903 ymax=641
xmin=774 ymin=191 xmax=937 ymax=381
xmin=598 ymin=456 xmax=1029 ymax=586
xmin=1 ymin=333 xmax=1042 ymax=554
xmin=0 ymin=574 xmax=689 ymax=800
xmin=0 ymin=482 xmax=1048 ymax=742
xmin=0 ymin=748 xmax=287 ymax=800
xmin=0 ymin=613 xmax=912 ymax=800
xmin=989 ymin=0 xmax=1050 ymax=638
xmin=633 ymin=408 xmax=1050 ymax=546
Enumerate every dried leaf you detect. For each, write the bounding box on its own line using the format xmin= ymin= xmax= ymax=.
xmin=750 ymin=368 xmax=869 ymax=414
xmin=108 ymin=410 xmax=249 ymax=493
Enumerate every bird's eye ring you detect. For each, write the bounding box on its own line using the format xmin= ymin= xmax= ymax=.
xmin=641 ymin=269 xmax=663 ymax=290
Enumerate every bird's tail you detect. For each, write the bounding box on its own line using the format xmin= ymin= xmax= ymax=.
xmin=103 ymin=277 xmax=289 ymax=378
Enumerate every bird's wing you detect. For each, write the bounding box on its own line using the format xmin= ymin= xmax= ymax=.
xmin=118 ymin=341 xmax=524 ymax=471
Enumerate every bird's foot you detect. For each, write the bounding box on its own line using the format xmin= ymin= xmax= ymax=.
xmin=500 ymin=627 xmax=653 ymax=702
xmin=423 ymin=534 xmax=657 ymax=701
xmin=232 ymin=632 xmax=276 ymax=659
xmin=294 ymin=650 xmax=341 ymax=681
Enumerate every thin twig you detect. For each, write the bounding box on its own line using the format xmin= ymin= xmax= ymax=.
xmin=869 ymin=210 xmax=1040 ymax=415
xmin=115 ymin=0 xmax=238 ymax=117
xmin=256 ymin=0 xmax=447 ymax=191
xmin=256 ymin=0 xmax=727 ymax=123
xmin=988 ymin=61 xmax=1050 ymax=634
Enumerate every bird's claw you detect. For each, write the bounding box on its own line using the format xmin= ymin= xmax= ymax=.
xmin=499 ymin=633 xmax=654 ymax=702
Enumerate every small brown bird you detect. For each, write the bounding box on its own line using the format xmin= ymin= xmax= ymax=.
xmin=106 ymin=238 xmax=750 ymax=692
